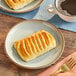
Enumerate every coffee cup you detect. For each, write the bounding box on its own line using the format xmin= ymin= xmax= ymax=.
xmin=47 ymin=0 xmax=76 ymax=22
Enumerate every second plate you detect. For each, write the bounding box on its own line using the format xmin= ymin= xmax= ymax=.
xmin=0 ymin=0 xmax=43 ymax=13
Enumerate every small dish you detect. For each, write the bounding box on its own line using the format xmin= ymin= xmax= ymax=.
xmin=0 ymin=0 xmax=43 ymax=13
xmin=5 ymin=19 xmax=65 ymax=69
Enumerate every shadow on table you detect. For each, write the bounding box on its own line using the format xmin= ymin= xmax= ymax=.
xmin=0 ymin=7 xmax=40 ymax=19
xmin=48 ymin=15 xmax=70 ymax=27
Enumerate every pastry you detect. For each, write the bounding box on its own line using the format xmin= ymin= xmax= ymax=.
xmin=14 ymin=30 xmax=56 ymax=61
xmin=5 ymin=0 xmax=34 ymax=10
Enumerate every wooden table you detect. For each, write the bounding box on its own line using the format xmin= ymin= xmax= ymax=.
xmin=0 ymin=14 xmax=76 ymax=76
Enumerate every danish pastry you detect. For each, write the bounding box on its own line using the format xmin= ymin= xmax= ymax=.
xmin=14 ymin=30 xmax=56 ymax=61
xmin=5 ymin=0 xmax=34 ymax=10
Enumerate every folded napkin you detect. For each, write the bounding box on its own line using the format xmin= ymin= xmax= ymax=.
xmin=0 ymin=0 xmax=76 ymax=32
xmin=37 ymin=52 xmax=76 ymax=76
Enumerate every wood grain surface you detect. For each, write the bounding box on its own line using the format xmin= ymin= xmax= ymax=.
xmin=0 ymin=14 xmax=76 ymax=76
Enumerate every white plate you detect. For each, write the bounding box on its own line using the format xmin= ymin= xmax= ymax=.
xmin=0 ymin=0 xmax=43 ymax=13
xmin=5 ymin=20 xmax=65 ymax=69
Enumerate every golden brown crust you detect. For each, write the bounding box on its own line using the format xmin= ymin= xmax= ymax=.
xmin=5 ymin=0 xmax=34 ymax=10
xmin=14 ymin=30 xmax=56 ymax=61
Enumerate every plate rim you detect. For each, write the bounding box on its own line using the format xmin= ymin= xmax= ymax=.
xmin=5 ymin=19 xmax=65 ymax=69
xmin=0 ymin=0 xmax=43 ymax=13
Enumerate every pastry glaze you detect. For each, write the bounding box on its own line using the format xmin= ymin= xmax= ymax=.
xmin=14 ymin=30 xmax=56 ymax=61
xmin=5 ymin=0 xmax=34 ymax=10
